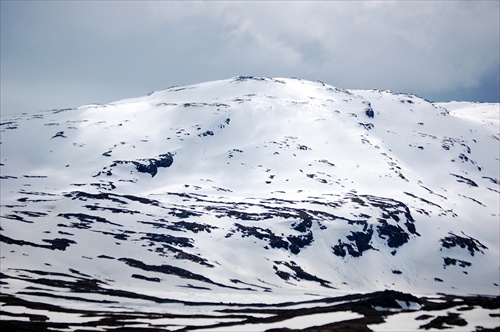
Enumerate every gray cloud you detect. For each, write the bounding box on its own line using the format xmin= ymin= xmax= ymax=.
xmin=1 ymin=1 xmax=498 ymax=115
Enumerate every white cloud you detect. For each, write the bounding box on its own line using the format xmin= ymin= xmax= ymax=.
xmin=1 ymin=1 xmax=498 ymax=114
xmin=143 ymin=1 xmax=498 ymax=94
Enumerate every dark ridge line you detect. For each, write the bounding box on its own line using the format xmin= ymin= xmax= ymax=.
xmin=0 ymin=234 xmax=76 ymax=251
xmin=403 ymin=192 xmax=444 ymax=209
xmin=118 ymin=258 xmax=253 ymax=291
xmin=17 ymin=291 xmax=119 ymax=304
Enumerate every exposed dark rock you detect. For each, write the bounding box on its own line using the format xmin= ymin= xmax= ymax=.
xmin=332 ymin=241 xmax=348 ymax=258
xmin=167 ymin=221 xmax=217 ymax=233
xmin=131 ymin=274 xmax=161 ymax=282
xmin=169 ymin=208 xmax=202 ymax=219
xmin=2 ymin=214 xmax=32 ymax=223
xmin=69 ymin=269 xmax=91 ymax=278
xmin=0 ymin=121 xmax=17 ymax=127
xmin=140 ymin=233 xmax=194 ymax=248
xmin=274 ymin=261 xmax=332 ymax=288
xmin=358 ymin=290 xmax=421 ymax=310
xmin=347 ymin=229 xmax=375 ymax=253
xmin=51 ymin=131 xmax=66 ymax=139
xmin=97 ymin=255 xmax=115 ymax=259
xmin=162 ymin=245 xmax=214 ymax=267
xmin=94 ymin=230 xmax=131 ymax=241
xmin=118 ymin=258 xmax=243 ymax=290
xmin=483 ymin=176 xmax=499 ymax=185
xmin=458 ymin=194 xmax=485 ymax=206
xmin=41 ymin=238 xmax=77 ymax=251
xmin=57 ymin=213 xmax=121 ymax=227
xmin=359 ymin=122 xmax=374 ymax=130
xmin=233 ymin=76 xmax=285 ymax=84
xmin=419 ymin=312 xmax=467 ymax=329
xmin=133 ymin=153 xmax=174 ymax=177
xmin=287 ymin=232 xmax=314 ymax=254
xmin=450 ymin=173 xmax=478 ymax=187
xmin=443 ymin=257 xmax=472 ymax=269
xmin=328 ymin=195 xmax=418 ymax=258
xmin=211 ymin=205 xmax=295 ymax=222
xmin=291 ymin=211 xmax=313 ymax=232
xmin=63 ymin=191 xmax=128 ymax=204
xmin=0 ymin=234 xmax=75 ymax=251
xmin=234 ymin=223 xmax=289 ymax=251
xmin=122 ymin=194 xmax=161 ymax=206
xmin=119 ymin=258 xmax=212 ymax=283
xmin=52 ymin=108 xmax=73 ymax=114
xmin=198 ymin=130 xmax=214 ymax=137
xmin=14 ymin=211 xmax=48 ymax=218
xmin=97 ymin=153 xmax=174 ymax=178
xmin=365 ymin=108 xmax=375 ymax=118
xmin=83 ymin=205 xmax=140 ymax=214
xmin=178 ymin=284 xmax=211 ymax=290
xmin=332 ymin=229 xmax=374 ymax=258
xmin=440 ymin=232 xmax=488 ymax=256
xmin=377 ymin=222 xmax=409 ymax=248
xmin=234 ymin=75 xmax=257 ymax=81
xmin=403 ymin=192 xmax=444 ymax=210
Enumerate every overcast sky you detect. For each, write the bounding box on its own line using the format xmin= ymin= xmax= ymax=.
xmin=1 ymin=1 xmax=499 ymax=115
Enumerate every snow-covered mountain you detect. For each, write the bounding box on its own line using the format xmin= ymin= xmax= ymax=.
xmin=1 ymin=76 xmax=499 ymax=330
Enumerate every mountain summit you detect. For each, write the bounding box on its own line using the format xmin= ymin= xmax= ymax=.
xmin=1 ymin=76 xmax=499 ymax=329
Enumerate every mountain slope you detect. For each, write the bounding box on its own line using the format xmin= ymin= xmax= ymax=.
xmin=1 ymin=77 xmax=499 ymax=314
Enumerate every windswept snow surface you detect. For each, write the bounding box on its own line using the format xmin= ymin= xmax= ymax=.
xmin=0 ymin=77 xmax=499 ymax=329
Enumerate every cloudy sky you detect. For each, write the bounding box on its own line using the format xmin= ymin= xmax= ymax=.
xmin=1 ymin=1 xmax=499 ymax=115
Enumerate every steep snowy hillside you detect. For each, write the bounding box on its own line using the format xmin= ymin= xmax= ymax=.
xmin=1 ymin=77 xmax=499 ymax=330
